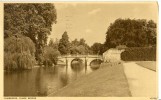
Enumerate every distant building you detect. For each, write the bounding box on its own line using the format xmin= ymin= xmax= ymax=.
xmin=103 ymin=45 xmax=126 ymax=62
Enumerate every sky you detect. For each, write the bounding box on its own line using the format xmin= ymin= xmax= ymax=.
xmin=49 ymin=2 xmax=158 ymax=46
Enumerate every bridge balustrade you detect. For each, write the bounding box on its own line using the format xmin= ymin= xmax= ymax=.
xmin=57 ymin=54 xmax=103 ymax=66
xmin=58 ymin=54 xmax=102 ymax=58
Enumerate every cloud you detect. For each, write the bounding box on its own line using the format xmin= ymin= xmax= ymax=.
xmin=88 ymin=8 xmax=101 ymax=15
xmin=85 ymin=29 xmax=92 ymax=33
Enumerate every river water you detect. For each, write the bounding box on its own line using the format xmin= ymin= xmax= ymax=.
xmin=4 ymin=62 xmax=100 ymax=96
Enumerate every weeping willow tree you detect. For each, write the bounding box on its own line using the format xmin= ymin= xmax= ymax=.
xmin=4 ymin=34 xmax=36 ymax=71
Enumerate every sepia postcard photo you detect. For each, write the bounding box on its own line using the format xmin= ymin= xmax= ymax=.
xmin=0 ymin=1 xmax=158 ymax=100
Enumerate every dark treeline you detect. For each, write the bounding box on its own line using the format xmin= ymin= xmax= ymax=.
xmin=91 ymin=18 xmax=157 ymax=55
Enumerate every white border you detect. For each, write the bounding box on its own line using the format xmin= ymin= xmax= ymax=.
xmin=0 ymin=0 xmax=159 ymax=100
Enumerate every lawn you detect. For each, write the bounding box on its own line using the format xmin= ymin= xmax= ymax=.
xmin=48 ymin=63 xmax=131 ymax=97
xmin=135 ymin=61 xmax=156 ymax=71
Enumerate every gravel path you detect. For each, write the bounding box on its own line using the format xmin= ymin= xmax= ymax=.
xmin=123 ymin=62 xmax=157 ymax=97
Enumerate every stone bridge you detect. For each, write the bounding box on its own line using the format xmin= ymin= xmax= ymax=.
xmin=57 ymin=55 xmax=103 ymax=66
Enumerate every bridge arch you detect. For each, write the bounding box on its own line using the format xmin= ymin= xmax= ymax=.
xmin=71 ymin=58 xmax=83 ymax=65
xmin=89 ymin=59 xmax=103 ymax=66
xmin=89 ymin=59 xmax=103 ymax=70
xmin=71 ymin=58 xmax=85 ymax=72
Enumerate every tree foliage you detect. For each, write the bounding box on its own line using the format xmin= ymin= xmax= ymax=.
xmin=91 ymin=43 xmax=103 ymax=54
xmin=91 ymin=42 xmax=107 ymax=55
xmin=58 ymin=31 xmax=70 ymax=55
xmin=4 ymin=34 xmax=36 ymax=70
xmin=43 ymin=38 xmax=60 ymax=66
xmin=105 ymin=18 xmax=157 ymax=48
xmin=4 ymin=3 xmax=57 ymax=63
xmin=43 ymin=46 xmax=60 ymax=66
xmin=48 ymin=38 xmax=59 ymax=50
xmin=70 ymin=38 xmax=91 ymax=55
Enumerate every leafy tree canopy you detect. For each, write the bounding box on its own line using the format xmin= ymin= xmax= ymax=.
xmin=91 ymin=43 xmax=102 ymax=54
xmin=70 ymin=38 xmax=91 ymax=55
xmin=58 ymin=31 xmax=70 ymax=55
xmin=104 ymin=18 xmax=156 ymax=48
xmin=48 ymin=38 xmax=59 ymax=50
xmin=91 ymin=42 xmax=107 ymax=55
xmin=4 ymin=34 xmax=35 ymax=55
xmin=4 ymin=3 xmax=57 ymax=62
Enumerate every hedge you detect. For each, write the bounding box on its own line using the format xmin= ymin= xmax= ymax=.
xmin=121 ymin=47 xmax=156 ymax=61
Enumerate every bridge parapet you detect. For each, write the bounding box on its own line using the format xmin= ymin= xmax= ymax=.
xmin=58 ymin=55 xmax=102 ymax=58
xmin=57 ymin=54 xmax=103 ymax=66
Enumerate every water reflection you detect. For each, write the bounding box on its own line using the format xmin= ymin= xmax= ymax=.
xmin=59 ymin=72 xmax=69 ymax=87
xmin=35 ymin=67 xmax=47 ymax=96
xmin=90 ymin=59 xmax=102 ymax=70
xmin=4 ymin=60 xmax=101 ymax=96
xmin=71 ymin=59 xmax=84 ymax=73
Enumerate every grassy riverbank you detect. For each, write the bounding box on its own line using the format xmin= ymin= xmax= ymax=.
xmin=135 ymin=61 xmax=156 ymax=71
xmin=48 ymin=63 xmax=131 ymax=97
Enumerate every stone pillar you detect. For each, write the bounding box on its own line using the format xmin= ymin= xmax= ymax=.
xmin=65 ymin=57 xmax=68 ymax=67
xmin=85 ymin=57 xmax=87 ymax=67
xmin=85 ymin=57 xmax=87 ymax=74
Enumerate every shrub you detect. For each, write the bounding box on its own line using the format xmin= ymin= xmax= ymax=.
xmin=43 ymin=46 xmax=60 ymax=66
xmin=4 ymin=34 xmax=36 ymax=70
xmin=121 ymin=47 xmax=156 ymax=61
